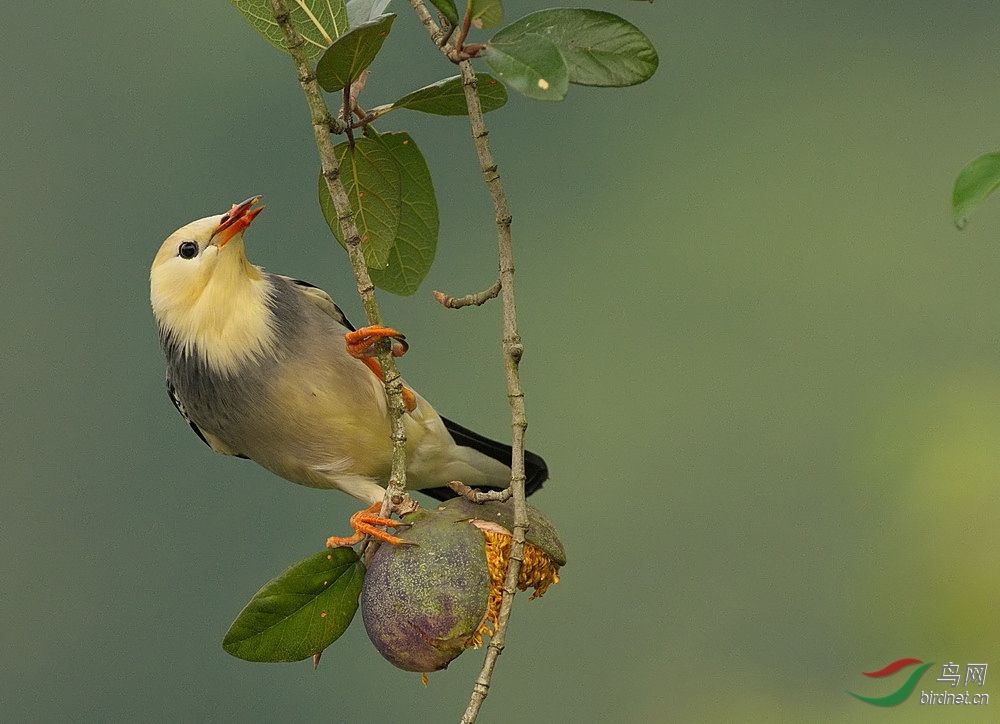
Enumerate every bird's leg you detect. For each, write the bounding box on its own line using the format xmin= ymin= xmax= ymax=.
xmin=357 ymin=358 xmax=418 ymax=412
xmin=345 ymin=326 xmax=417 ymax=412
xmin=326 ymin=503 xmax=409 ymax=547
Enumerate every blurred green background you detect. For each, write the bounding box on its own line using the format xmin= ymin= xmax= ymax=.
xmin=2 ymin=1 xmax=998 ymax=721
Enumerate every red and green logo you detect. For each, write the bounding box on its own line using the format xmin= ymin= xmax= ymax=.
xmin=847 ymin=658 xmax=935 ymax=706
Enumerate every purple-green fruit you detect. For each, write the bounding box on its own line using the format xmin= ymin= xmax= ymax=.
xmin=361 ymin=507 xmax=490 ymax=672
xmin=361 ymin=499 xmax=565 ymax=673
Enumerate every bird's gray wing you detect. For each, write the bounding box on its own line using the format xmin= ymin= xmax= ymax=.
xmin=166 ymin=374 xmax=248 ymax=459
xmin=274 ymin=277 xmax=551 ymax=499
xmin=277 ymin=275 xmax=356 ymax=331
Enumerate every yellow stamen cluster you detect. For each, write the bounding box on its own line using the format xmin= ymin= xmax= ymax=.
xmin=466 ymin=529 xmax=561 ymax=649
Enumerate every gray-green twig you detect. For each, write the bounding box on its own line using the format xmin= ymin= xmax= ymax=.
xmin=432 ymin=277 xmax=502 ymax=309
xmin=454 ymin=57 xmax=532 ymax=724
xmin=267 ymin=0 xmax=409 ymax=513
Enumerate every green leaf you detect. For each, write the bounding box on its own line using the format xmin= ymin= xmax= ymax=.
xmin=482 ymin=33 xmax=569 ymax=101
xmin=222 ymin=548 xmax=365 ymax=663
xmin=469 ymin=0 xmax=504 ymax=30
xmin=230 ymin=0 xmax=349 ymax=61
xmin=316 ymin=13 xmax=396 ymax=92
xmin=318 ymin=133 xmax=438 ymax=294
xmin=953 ymin=152 xmax=1000 ymax=229
xmin=426 ymin=0 xmax=459 ymax=26
xmin=346 ymin=0 xmax=391 ymax=28
xmin=391 ymin=74 xmax=508 ymax=116
xmin=490 ymin=9 xmax=658 ymax=87
xmin=319 ymin=137 xmax=402 ymax=269
xmin=366 ymin=131 xmax=439 ymax=296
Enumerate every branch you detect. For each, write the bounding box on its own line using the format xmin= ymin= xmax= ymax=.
xmin=453 ymin=57 xmax=532 ymax=724
xmin=432 ymin=277 xmax=501 ymax=309
xmin=407 ymin=0 xmax=479 ymax=61
xmin=407 ymin=5 xmax=532 ymax=715
xmin=267 ymin=0 xmax=409 ymax=512
xmin=447 ymin=480 xmax=511 ymax=503
xmin=406 ymin=0 xmax=448 ymax=46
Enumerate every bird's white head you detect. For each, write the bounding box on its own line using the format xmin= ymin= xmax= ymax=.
xmin=151 ymin=196 xmax=275 ymax=375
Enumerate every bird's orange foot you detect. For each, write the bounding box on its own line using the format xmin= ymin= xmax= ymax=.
xmin=345 ymin=325 xmax=409 ymax=359
xmin=326 ymin=503 xmax=409 ymax=548
xmin=346 ymin=325 xmax=417 ymax=412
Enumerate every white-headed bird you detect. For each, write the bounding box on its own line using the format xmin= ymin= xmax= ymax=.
xmin=150 ymin=196 xmax=547 ymax=545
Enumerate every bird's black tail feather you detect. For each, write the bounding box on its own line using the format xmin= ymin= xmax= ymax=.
xmin=419 ymin=416 xmax=549 ymax=503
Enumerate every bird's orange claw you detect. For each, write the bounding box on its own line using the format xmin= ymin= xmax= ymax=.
xmin=345 ymin=325 xmax=409 ymax=359
xmin=326 ymin=503 xmax=409 ymax=548
xmin=346 ymin=326 xmax=417 ymax=412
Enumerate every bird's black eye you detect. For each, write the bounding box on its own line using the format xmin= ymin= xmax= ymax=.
xmin=178 ymin=241 xmax=199 ymax=259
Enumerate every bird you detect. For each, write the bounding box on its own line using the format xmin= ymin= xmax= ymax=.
xmin=150 ymin=196 xmax=547 ymax=546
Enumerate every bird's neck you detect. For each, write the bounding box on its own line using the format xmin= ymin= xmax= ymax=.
xmin=159 ymin=261 xmax=278 ymax=377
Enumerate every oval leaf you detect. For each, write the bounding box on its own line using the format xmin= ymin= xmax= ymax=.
xmin=490 ymin=9 xmax=658 ymax=87
xmin=230 ymin=0 xmax=349 ymax=61
xmin=953 ymin=152 xmax=1000 ymax=229
xmin=426 ymin=0 xmax=459 ymax=26
xmin=470 ymin=0 xmax=504 ymax=30
xmin=316 ymin=13 xmax=396 ymax=92
xmin=483 ymin=33 xmax=569 ymax=102
xmin=392 ymin=74 xmax=508 ymax=116
xmin=319 ymin=137 xmax=402 ymax=269
xmin=346 ymin=0 xmax=391 ymax=28
xmin=222 ymin=548 xmax=365 ymax=663
xmin=366 ymin=131 xmax=439 ymax=296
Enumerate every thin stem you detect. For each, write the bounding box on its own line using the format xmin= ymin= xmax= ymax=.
xmin=343 ymin=85 xmax=355 ymax=147
xmin=432 ymin=277 xmax=502 ymax=309
xmin=407 ymin=0 xmax=480 ymax=61
xmin=268 ymin=0 xmax=408 ymax=511
xmin=447 ymin=480 xmax=511 ymax=503
xmin=453 ymin=7 xmax=474 ymax=51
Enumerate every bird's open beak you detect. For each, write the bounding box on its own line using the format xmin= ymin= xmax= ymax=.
xmin=212 ymin=195 xmax=265 ymax=248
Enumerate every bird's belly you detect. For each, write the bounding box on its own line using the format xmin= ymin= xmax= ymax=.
xmin=180 ymin=352 xmax=393 ymax=488
xmin=250 ymin=375 xmax=394 ymax=486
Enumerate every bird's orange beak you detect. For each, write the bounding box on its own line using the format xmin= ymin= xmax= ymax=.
xmin=212 ymin=195 xmax=265 ymax=248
